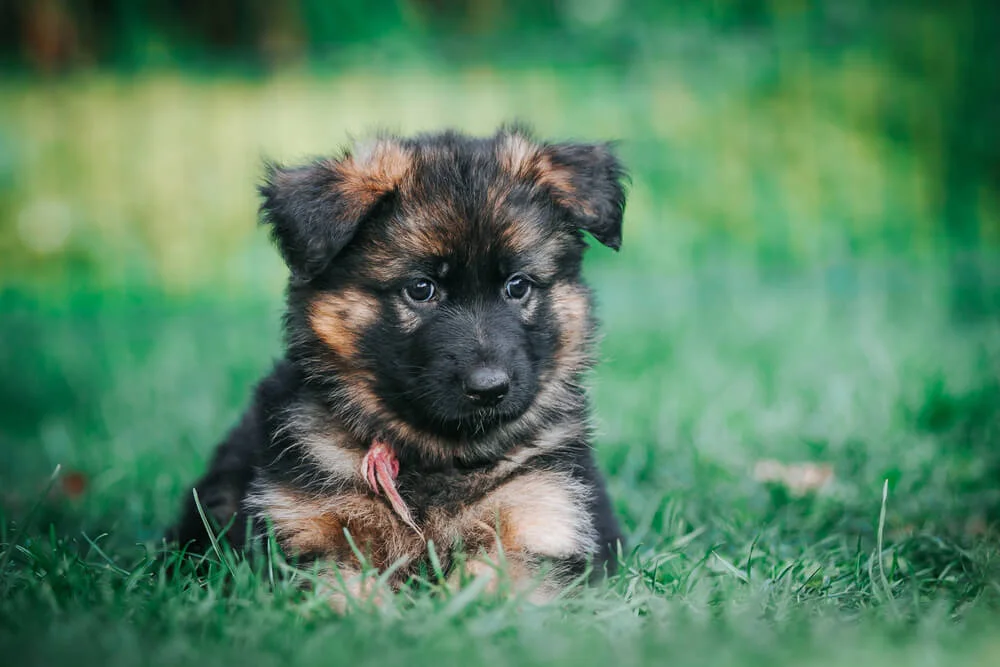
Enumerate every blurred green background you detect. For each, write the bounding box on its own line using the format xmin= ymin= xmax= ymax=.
xmin=2 ymin=2 xmax=1000 ymax=664
xmin=3 ymin=0 xmax=999 ymax=291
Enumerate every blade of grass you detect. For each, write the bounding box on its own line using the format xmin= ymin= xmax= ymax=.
xmin=875 ymin=479 xmax=899 ymax=616
xmin=192 ymin=488 xmax=237 ymax=579
xmin=712 ymin=551 xmax=750 ymax=583
xmin=426 ymin=539 xmax=448 ymax=587
xmin=82 ymin=532 xmax=131 ymax=577
xmin=441 ymin=570 xmax=495 ymax=619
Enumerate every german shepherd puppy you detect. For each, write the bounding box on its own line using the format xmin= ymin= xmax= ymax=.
xmin=169 ymin=127 xmax=626 ymax=603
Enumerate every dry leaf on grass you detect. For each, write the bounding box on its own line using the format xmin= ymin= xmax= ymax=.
xmin=753 ymin=459 xmax=834 ymax=496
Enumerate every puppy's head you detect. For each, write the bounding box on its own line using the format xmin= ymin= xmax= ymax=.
xmin=261 ymin=128 xmax=627 ymax=464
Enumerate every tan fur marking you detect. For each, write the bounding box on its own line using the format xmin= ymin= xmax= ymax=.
xmin=284 ymin=403 xmax=364 ymax=481
xmin=330 ymin=139 xmax=411 ymax=221
xmin=441 ymin=470 xmax=596 ymax=600
xmin=247 ymin=487 xmax=331 ymax=554
xmin=360 ymin=215 xmax=458 ymax=284
xmin=547 ymin=281 xmax=591 ymax=376
xmin=248 ymin=486 xmax=419 ymax=571
xmin=309 ymin=288 xmax=379 ymax=360
xmin=497 ymin=133 xmax=539 ymax=177
xmin=487 ymin=182 xmax=509 ymax=220
xmin=287 ymin=514 xmax=345 ymax=555
xmin=498 ymin=216 xmax=546 ymax=255
xmin=484 ymin=471 xmax=596 ymax=559
xmin=396 ymin=198 xmax=467 ymax=257
xmin=497 ymin=134 xmax=595 ymax=218
xmin=358 ymin=252 xmax=412 ymax=284
xmin=535 ymin=152 xmax=576 ymax=197
xmin=535 ymin=150 xmax=597 ymax=218
xmin=507 ymin=421 xmax=586 ymax=466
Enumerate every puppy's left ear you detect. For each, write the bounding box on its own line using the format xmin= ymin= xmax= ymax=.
xmin=534 ymin=142 xmax=628 ymax=250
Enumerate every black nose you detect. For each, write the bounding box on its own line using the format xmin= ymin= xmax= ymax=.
xmin=463 ymin=366 xmax=510 ymax=407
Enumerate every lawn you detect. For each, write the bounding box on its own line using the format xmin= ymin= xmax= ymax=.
xmin=2 ymin=257 xmax=1000 ymax=666
xmin=2 ymin=67 xmax=1000 ymax=665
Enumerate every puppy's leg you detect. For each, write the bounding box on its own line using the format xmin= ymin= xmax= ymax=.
xmin=305 ymin=566 xmax=390 ymax=614
xmin=463 ymin=470 xmax=601 ymax=602
xmin=246 ymin=482 xmax=420 ymax=609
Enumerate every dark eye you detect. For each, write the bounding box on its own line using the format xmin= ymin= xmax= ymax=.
xmin=404 ymin=278 xmax=437 ymax=303
xmin=504 ymin=274 xmax=532 ymax=300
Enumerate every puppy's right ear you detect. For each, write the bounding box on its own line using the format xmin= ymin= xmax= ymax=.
xmin=259 ymin=140 xmax=410 ymax=281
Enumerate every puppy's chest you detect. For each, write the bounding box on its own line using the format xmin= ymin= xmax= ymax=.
xmin=395 ymin=466 xmax=507 ymax=515
xmin=254 ymin=464 xmax=596 ymax=571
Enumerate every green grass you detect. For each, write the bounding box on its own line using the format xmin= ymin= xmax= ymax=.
xmin=1 ymin=52 xmax=999 ymax=665
xmin=2 ymin=257 xmax=1000 ymax=666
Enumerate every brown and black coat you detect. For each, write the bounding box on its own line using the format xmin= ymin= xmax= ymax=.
xmin=169 ymin=127 xmax=627 ymax=603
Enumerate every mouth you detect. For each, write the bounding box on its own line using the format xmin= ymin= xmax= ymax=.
xmin=446 ymin=402 xmax=525 ymax=431
xmin=409 ymin=394 xmax=531 ymax=440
